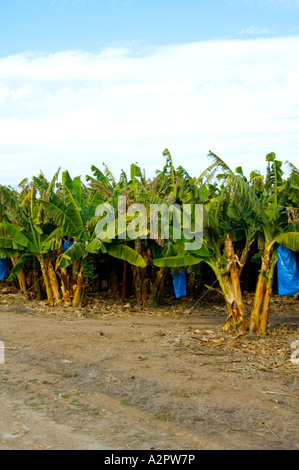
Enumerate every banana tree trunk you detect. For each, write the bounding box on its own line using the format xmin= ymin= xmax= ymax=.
xmin=238 ymin=239 xmax=253 ymax=279
xmin=39 ymin=257 xmax=54 ymax=305
xmin=187 ymin=271 xmax=195 ymax=296
xmin=225 ymin=234 xmax=247 ymax=332
xmin=122 ymin=259 xmax=127 ymax=303
xmin=72 ymin=259 xmax=80 ymax=286
xmin=249 ymin=244 xmax=272 ymax=333
xmin=133 ymin=239 xmax=149 ymax=306
xmin=47 ymin=259 xmax=61 ymax=304
xmin=259 ymin=251 xmax=277 ymax=334
xmin=33 ymin=257 xmax=43 ymax=300
xmin=109 ymin=264 xmax=120 ymax=297
xmin=209 ymin=262 xmax=235 ymax=330
xmin=148 ymin=267 xmax=167 ymax=307
xmin=133 ymin=266 xmax=149 ymax=306
xmin=12 ymin=257 xmax=27 ymax=295
xmin=220 ymin=272 xmax=237 ymax=331
xmin=55 ymin=248 xmax=71 ymax=305
xmin=73 ymin=265 xmax=84 ymax=307
xmin=60 ymin=267 xmax=71 ymax=305
xmin=122 ymin=241 xmax=128 ymax=303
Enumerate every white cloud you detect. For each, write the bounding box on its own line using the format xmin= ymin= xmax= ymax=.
xmin=236 ymin=26 xmax=272 ymax=35
xmin=0 ymin=36 xmax=299 ymax=185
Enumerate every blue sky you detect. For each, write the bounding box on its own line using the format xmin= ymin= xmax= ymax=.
xmin=1 ymin=0 xmax=299 ymax=54
xmin=0 ymin=0 xmax=299 ymax=184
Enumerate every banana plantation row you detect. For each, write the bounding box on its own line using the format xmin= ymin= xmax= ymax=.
xmin=0 ymin=150 xmax=298 ymax=334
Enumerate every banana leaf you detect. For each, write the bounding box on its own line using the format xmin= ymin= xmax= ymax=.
xmin=62 ymin=184 xmax=84 ymax=230
xmin=106 ymin=244 xmax=147 ymax=267
xmin=3 ymin=222 xmax=37 ymax=253
xmin=0 ymin=236 xmax=25 ymax=258
xmin=275 ymin=232 xmax=299 ymax=252
xmin=153 ymin=254 xmax=204 ymax=268
xmin=42 ymin=238 xmax=62 ymax=253
xmin=40 ymin=200 xmax=85 ymax=240
xmin=6 ymin=253 xmax=32 ymax=282
xmin=85 ymin=238 xmax=102 ymax=254
xmin=59 ymin=242 xmax=86 ymax=268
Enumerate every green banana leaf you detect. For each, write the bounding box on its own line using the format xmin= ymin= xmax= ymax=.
xmin=62 ymin=184 xmax=84 ymax=229
xmin=59 ymin=242 xmax=86 ymax=268
xmin=42 ymin=238 xmax=62 ymax=253
xmin=43 ymin=228 xmax=64 ymax=244
xmin=62 ymin=170 xmax=74 ymax=190
xmin=6 ymin=253 xmax=32 ymax=282
xmin=40 ymin=200 xmax=85 ymax=240
xmin=84 ymin=190 xmax=104 ymax=221
xmin=106 ymin=244 xmax=147 ymax=267
xmin=0 ymin=237 xmax=26 ymax=258
xmin=153 ymin=254 xmax=204 ymax=268
xmin=0 ymin=237 xmax=25 ymax=251
xmin=72 ymin=176 xmax=83 ymax=208
xmin=3 ymin=222 xmax=37 ymax=253
xmin=274 ymin=232 xmax=299 ymax=252
xmin=85 ymin=238 xmax=102 ymax=254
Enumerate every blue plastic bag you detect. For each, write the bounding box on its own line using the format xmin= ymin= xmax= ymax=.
xmin=277 ymin=245 xmax=299 ymax=296
xmin=63 ymin=240 xmax=74 ymax=268
xmin=63 ymin=240 xmax=73 ymax=252
xmin=0 ymin=257 xmax=8 ymax=281
xmin=172 ymin=267 xmax=187 ymax=298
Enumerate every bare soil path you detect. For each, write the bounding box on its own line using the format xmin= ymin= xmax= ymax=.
xmin=0 ymin=293 xmax=298 ymax=450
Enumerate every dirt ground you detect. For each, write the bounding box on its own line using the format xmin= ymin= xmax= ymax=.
xmin=0 ymin=289 xmax=298 ymax=451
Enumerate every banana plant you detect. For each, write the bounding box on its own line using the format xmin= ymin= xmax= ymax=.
xmin=0 ymin=153 xmax=297 ymax=327
xmin=0 ymin=222 xmax=29 ymax=294
xmin=0 ymin=202 xmax=62 ymax=303
xmin=0 ymin=178 xmax=64 ymax=301
xmin=136 ymin=151 xmax=209 ymax=305
xmin=197 ymin=187 xmax=248 ymax=332
xmin=171 ymin=153 xmax=250 ymax=332
xmin=40 ymin=169 xmax=148 ymax=306
xmin=226 ymin=153 xmax=299 ymax=333
xmin=87 ymin=162 xmax=151 ymax=305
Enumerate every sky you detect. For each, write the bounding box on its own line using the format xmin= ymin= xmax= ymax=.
xmin=0 ymin=0 xmax=299 ymax=186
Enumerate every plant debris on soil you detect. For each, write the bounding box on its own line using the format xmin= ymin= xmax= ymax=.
xmin=0 ymin=288 xmax=298 ymax=450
